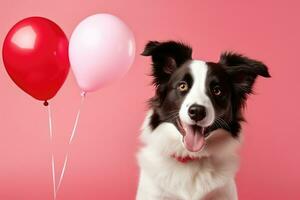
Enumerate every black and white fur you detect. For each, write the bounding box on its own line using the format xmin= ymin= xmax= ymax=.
xmin=136 ymin=41 xmax=270 ymax=200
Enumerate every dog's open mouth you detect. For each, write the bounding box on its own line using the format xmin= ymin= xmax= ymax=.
xmin=176 ymin=119 xmax=208 ymax=152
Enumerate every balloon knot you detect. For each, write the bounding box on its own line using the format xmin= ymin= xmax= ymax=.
xmin=44 ymin=101 xmax=49 ymax=106
xmin=81 ymin=91 xmax=86 ymax=97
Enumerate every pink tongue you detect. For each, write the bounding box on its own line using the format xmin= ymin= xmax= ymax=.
xmin=183 ymin=126 xmax=205 ymax=152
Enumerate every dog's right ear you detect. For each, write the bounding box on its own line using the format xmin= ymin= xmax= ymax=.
xmin=142 ymin=41 xmax=192 ymax=86
xmin=220 ymin=52 xmax=271 ymax=109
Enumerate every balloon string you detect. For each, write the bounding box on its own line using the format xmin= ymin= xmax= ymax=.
xmin=69 ymin=93 xmax=85 ymax=144
xmin=51 ymin=154 xmax=57 ymax=200
xmin=47 ymin=105 xmax=57 ymax=200
xmin=56 ymin=92 xmax=86 ymax=194
xmin=56 ymin=153 xmax=68 ymax=192
xmin=48 ymin=105 xmax=53 ymax=140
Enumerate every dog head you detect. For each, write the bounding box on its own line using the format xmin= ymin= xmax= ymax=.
xmin=142 ymin=41 xmax=270 ymax=152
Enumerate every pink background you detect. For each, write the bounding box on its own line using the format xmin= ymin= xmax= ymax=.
xmin=0 ymin=0 xmax=299 ymax=199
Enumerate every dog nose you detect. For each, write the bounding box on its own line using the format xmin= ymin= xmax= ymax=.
xmin=188 ymin=104 xmax=206 ymax=122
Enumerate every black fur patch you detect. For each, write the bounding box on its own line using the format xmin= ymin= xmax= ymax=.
xmin=142 ymin=41 xmax=193 ymax=130
xmin=142 ymin=41 xmax=192 ymax=86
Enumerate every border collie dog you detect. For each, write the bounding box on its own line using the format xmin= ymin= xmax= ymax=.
xmin=136 ymin=41 xmax=270 ymax=200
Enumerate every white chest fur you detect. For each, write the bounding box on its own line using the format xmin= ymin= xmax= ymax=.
xmin=136 ymin=112 xmax=240 ymax=200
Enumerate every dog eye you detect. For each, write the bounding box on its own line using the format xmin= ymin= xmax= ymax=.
xmin=177 ymin=81 xmax=189 ymax=92
xmin=212 ymin=85 xmax=222 ymax=96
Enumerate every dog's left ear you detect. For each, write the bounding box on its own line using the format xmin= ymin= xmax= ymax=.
xmin=219 ymin=52 xmax=271 ymax=97
xmin=142 ymin=41 xmax=192 ymax=86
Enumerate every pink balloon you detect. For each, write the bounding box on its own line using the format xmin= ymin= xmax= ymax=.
xmin=69 ymin=14 xmax=136 ymax=92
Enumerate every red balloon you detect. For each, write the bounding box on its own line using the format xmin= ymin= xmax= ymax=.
xmin=2 ymin=17 xmax=70 ymax=102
